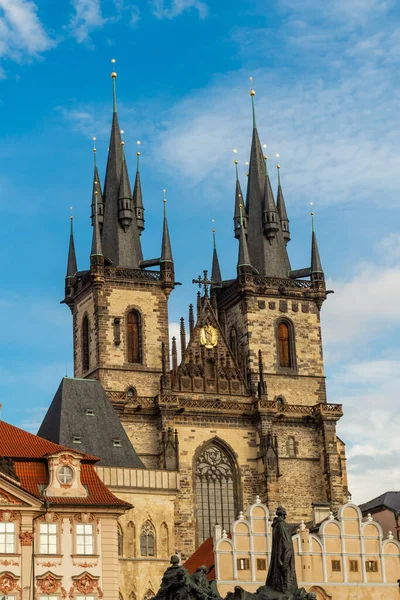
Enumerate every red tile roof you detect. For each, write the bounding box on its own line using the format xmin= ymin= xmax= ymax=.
xmin=0 ymin=420 xmax=97 ymax=461
xmin=184 ymin=537 xmax=215 ymax=580
xmin=0 ymin=421 xmax=129 ymax=508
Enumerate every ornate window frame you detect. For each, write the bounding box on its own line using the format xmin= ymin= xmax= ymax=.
xmin=0 ymin=511 xmax=21 ymax=555
xmin=139 ymin=520 xmax=155 ymax=557
xmin=193 ymin=438 xmax=241 ymax=546
xmin=274 ymin=317 xmax=297 ymax=373
xmin=35 ymin=513 xmax=63 ymax=557
xmin=69 ymin=572 xmax=103 ymax=600
xmin=36 ymin=571 xmax=67 ymax=600
xmin=69 ymin=514 xmax=99 ymax=559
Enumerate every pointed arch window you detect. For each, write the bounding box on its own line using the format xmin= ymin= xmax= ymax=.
xmin=230 ymin=327 xmax=238 ymax=360
xmin=127 ymin=310 xmax=142 ymax=364
xmin=287 ymin=436 xmax=298 ymax=457
xmin=126 ymin=521 xmax=136 ymax=557
xmin=195 ymin=441 xmax=239 ymax=545
xmin=117 ymin=523 xmax=124 ymax=557
xmin=160 ymin=522 xmax=169 ymax=558
xmin=82 ymin=315 xmax=90 ymax=372
xmin=140 ymin=521 xmax=155 ymax=557
xmin=143 ymin=590 xmax=155 ymax=600
xmin=276 ymin=320 xmax=296 ymax=370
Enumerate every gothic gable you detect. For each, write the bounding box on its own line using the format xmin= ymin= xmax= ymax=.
xmin=173 ymin=295 xmax=248 ymax=396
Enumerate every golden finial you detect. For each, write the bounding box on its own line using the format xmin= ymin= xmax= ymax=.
xmin=136 ymin=140 xmax=141 ymax=156
xmin=92 ymin=136 xmax=97 ymax=153
xmin=111 ymin=58 xmax=117 ymax=78
xmin=163 ymin=189 xmax=167 ymax=203
xmin=249 ymin=76 xmax=255 ymax=96
xmin=120 ymin=129 xmax=125 ymax=146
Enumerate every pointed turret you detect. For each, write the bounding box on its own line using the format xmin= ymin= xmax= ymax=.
xmin=211 ymin=229 xmax=222 ymax=288
xmin=66 ymin=215 xmax=77 ymax=279
xmin=237 ymin=205 xmax=253 ymax=271
xmin=160 ymin=194 xmax=174 ymax=292
xmin=133 ymin=146 xmax=145 ymax=234
xmin=262 ymin=157 xmax=279 ymax=240
xmin=311 ymin=214 xmax=324 ymax=277
xmin=276 ymin=164 xmax=290 ymax=244
xmin=91 ymin=192 xmax=103 ymax=258
xmin=101 ymin=60 xmax=142 ymax=268
xmin=118 ymin=149 xmax=134 ymax=232
xmin=233 ymin=159 xmax=246 ymax=239
xmin=90 ymin=140 xmax=104 ymax=230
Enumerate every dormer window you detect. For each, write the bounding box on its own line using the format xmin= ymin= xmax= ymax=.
xmin=73 ymin=436 xmax=81 ymax=444
xmin=86 ymin=409 xmax=95 ymax=416
xmin=57 ymin=465 xmax=74 ymax=485
xmin=113 ymin=439 xmax=122 ymax=447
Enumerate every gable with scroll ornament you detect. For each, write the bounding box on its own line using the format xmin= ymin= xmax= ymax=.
xmin=0 ymin=572 xmax=21 ymax=599
xmin=36 ymin=571 xmax=66 ymax=598
xmin=71 ymin=572 xmax=103 ymax=599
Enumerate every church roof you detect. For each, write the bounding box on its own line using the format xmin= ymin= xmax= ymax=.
xmin=359 ymin=491 xmax=400 ymax=515
xmin=184 ymin=537 xmax=215 ymax=580
xmin=38 ymin=378 xmax=144 ymax=469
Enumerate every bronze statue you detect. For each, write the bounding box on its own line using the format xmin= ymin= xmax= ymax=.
xmin=265 ymin=506 xmax=298 ymax=595
xmin=153 ymin=555 xmax=191 ymax=600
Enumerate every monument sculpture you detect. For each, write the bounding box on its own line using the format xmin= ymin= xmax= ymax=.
xmin=153 ymin=507 xmax=316 ymax=600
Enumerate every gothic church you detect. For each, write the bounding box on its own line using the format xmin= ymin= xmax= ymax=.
xmin=39 ymin=67 xmax=348 ymax=598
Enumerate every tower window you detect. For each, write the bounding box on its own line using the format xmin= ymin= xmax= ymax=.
xmin=276 ymin=320 xmax=295 ymax=369
xmin=82 ymin=315 xmax=90 ymax=372
xmin=287 ymin=436 xmax=298 ymax=457
xmin=140 ymin=521 xmax=155 ymax=557
xmin=127 ymin=310 xmax=142 ymax=364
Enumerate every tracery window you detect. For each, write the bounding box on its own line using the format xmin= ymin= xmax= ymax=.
xmin=82 ymin=315 xmax=90 ymax=372
xmin=277 ymin=320 xmax=295 ymax=369
xmin=127 ymin=310 xmax=142 ymax=364
xmin=195 ymin=442 xmax=238 ymax=544
xmin=140 ymin=521 xmax=155 ymax=557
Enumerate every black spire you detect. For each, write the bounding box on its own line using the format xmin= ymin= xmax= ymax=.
xmin=66 ymin=215 xmax=78 ymax=278
xmin=161 ymin=198 xmax=173 ymax=263
xmin=311 ymin=215 xmax=323 ymax=276
xmin=133 ymin=148 xmax=145 ymax=234
xmin=233 ymin=159 xmax=246 ymax=239
xmin=101 ymin=63 xmax=142 ymax=268
xmin=262 ymin=158 xmax=279 ymax=241
xmin=91 ymin=190 xmax=103 ymax=258
xmin=90 ymin=142 xmax=104 ymax=231
xmin=237 ymin=205 xmax=252 ymax=270
xmin=276 ymin=164 xmax=290 ymax=244
xmin=211 ymin=229 xmax=222 ymax=288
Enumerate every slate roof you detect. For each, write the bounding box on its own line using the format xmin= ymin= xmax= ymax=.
xmin=0 ymin=420 xmax=129 ymax=507
xmin=359 ymin=491 xmax=400 ymax=515
xmin=38 ymin=377 xmax=144 ymax=469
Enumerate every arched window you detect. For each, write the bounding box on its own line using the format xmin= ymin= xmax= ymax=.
xmin=117 ymin=523 xmax=123 ymax=557
xmin=143 ymin=591 xmax=154 ymax=600
xmin=127 ymin=310 xmax=142 ymax=364
xmin=287 ymin=437 xmax=298 ymax=457
xmin=127 ymin=386 xmax=137 ymax=399
xmin=277 ymin=320 xmax=295 ymax=369
xmin=140 ymin=521 xmax=155 ymax=557
xmin=82 ymin=315 xmax=90 ymax=372
xmin=126 ymin=521 xmax=136 ymax=557
xmin=160 ymin=522 xmax=169 ymax=558
xmin=230 ymin=327 xmax=238 ymax=360
xmin=195 ymin=441 xmax=238 ymax=544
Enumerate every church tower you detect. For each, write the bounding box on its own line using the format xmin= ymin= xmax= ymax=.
xmin=61 ymin=73 xmax=348 ymax=562
xmin=64 ymin=62 xmax=174 ymax=400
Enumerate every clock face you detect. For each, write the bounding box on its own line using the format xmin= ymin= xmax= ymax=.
xmin=57 ymin=465 xmax=74 ymax=485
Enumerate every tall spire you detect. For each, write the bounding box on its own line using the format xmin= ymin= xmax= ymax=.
xmin=237 ymin=204 xmax=252 ymax=269
xmin=262 ymin=156 xmax=279 ymax=241
xmin=91 ymin=186 xmax=103 ymax=258
xmin=276 ymin=160 xmax=290 ymax=244
xmin=233 ymin=154 xmax=246 ymax=239
xmin=211 ymin=227 xmax=222 ymax=288
xmin=90 ymin=138 xmax=104 ymax=230
xmin=133 ymin=141 xmax=145 ymax=234
xmin=101 ymin=60 xmax=142 ymax=268
xmin=161 ymin=191 xmax=173 ymax=263
xmin=311 ymin=213 xmax=324 ymax=275
xmin=66 ymin=211 xmax=78 ymax=278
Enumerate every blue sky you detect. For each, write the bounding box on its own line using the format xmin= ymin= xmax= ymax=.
xmin=0 ymin=0 xmax=399 ymax=504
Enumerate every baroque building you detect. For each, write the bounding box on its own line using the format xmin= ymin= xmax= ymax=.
xmin=39 ymin=66 xmax=350 ymax=597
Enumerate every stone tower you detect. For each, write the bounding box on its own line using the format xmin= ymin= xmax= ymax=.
xmin=62 ymin=75 xmax=348 ymax=561
xmin=64 ymin=67 xmax=174 ymax=400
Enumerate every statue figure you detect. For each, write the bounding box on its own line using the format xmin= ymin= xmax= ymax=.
xmin=265 ymin=506 xmax=298 ymax=595
xmin=190 ymin=566 xmax=221 ymax=600
xmin=153 ymin=555 xmax=191 ymax=600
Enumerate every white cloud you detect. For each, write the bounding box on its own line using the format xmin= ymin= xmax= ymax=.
xmin=68 ymin=0 xmax=105 ymax=44
xmin=152 ymin=0 xmax=208 ymax=20
xmin=0 ymin=0 xmax=54 ymax=63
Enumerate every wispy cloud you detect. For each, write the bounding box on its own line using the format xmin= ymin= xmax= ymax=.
xmin=68 ymin=0 xmax=105 ymax=44
xmin=0 ymin=0 xmax=54 ymax=66
xmin=152 ymin=0 xmax=208 ymax=20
